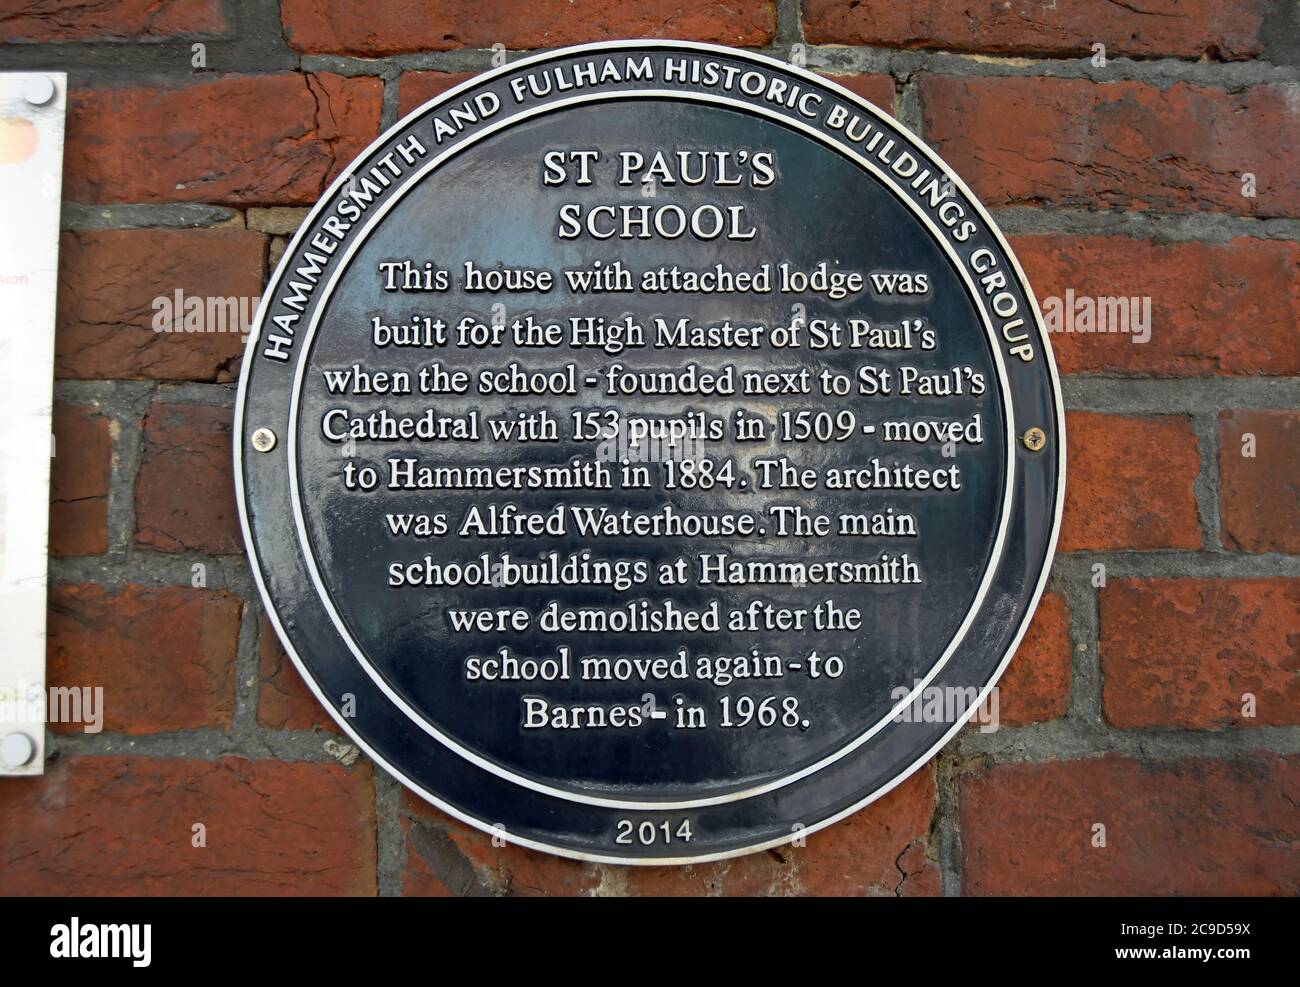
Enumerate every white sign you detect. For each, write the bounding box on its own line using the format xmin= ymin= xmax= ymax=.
xmin=0 ymin=73 xmax=67 ymax=776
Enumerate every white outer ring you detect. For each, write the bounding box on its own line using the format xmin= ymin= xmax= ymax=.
xmin=235 ymin=39 xmax=1066 ymax=864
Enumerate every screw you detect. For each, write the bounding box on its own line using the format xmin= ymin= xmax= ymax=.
xmin=251 ymin=427 xmax=277 ymax=453
xmin=1022 ymin=427 xmax=1047 ymax=452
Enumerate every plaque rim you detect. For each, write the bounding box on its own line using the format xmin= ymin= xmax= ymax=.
xmin=235 ymin=39 xmax=1067 ymax=864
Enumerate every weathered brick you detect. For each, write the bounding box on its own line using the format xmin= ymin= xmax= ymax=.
xmin=0 ymin=0 xmax=228 ymax=42
xmin=779 ymin=765 xmax=938 ymax=896
xmin=1101 ymin=578 xmax=1300 ymax=729
xmin=995 ymin=591 xmax=1071 ymax=727
xmin=65 ymin=73 xmax=382 ymax=205
xmin=0 ymin=756 xmax=376 ymax=894
xmin=962 ymin=755 xmax=1300 ymax=895
xmin=401 ymin=766 xmax=936 ymax=896
xmin=398 ymin=71 xmax=480 ymax=117
xmin=921 ymin=77 xmax=1300 ymax=218
xmin=399 ymin=816 xmax=459 ymax=896
xmin=1014 ymin=235 xmax=1300 ymax=377
xmin=56 ymin=229 xmax=265 ymax=382
xmin=821 ymin=73 xmax=895 ymax=113
xmin=47 ymin=584 xmax=241 ymax=734
xmin=402 ymin=799 xmax=600 ymax=896
xmin=613 ymin=851 xmax=790 ymax=897
xmin=258 ymin=616 xmax=341 ymax=732
xmin=282 ymin=0 xmax=775 ymax=54
xmin=50 ymin=402 xmax=111 ymax=556
xmin=1219 ymin=410 xmax=1300 ymax=553
xmin=803 ymin=0 xmax=1267 ymax=60
xmin=135 ymin=402 xmax=242 ymax=554
xmin=1060 ymin=412 xmax=1202 ymax=552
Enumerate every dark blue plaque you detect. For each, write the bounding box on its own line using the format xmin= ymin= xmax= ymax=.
xmin=236 ymin=42 xmax=1064 ymax=863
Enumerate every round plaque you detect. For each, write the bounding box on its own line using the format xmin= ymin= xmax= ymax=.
xmin=236 ymin=41 xmax=1064 ymax=863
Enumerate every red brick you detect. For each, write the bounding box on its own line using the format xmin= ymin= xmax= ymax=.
xmin=50 ymin=402 xmax=111 ymax=556
xmin=47 ymin=584 xmax=241 ymax=734
xmin=0 ymin=756 xmax=376 ymax=895
xmin=785 ymin=765 xmax=938 ymax=895
xmin=65 ymin=73 xmax=382 ymax=205
xmin=1060 ymin=412 xmax=1202 ymax=552
xmin=398 ymin=72 xmax=480 ymax=117
xmin=56 ymin=229 xmax=265 ymax=382
xmin=401 ymin=766 xmax=936 ymax=896
xmin=804 ymin=0 xmax=1266 ymax=60
xmin=135 ymin=402 xmax=242 ymax=554
xmin=1015 ymin=236 xmax=1300 ymax=377
xmin=402 ymin=798 xmax=600 ymax=896
xmin=1219 ymin=410 xmax=1300 ymax=553
xmin=995 ymin=591 xmax=1071 ymax=727
xmin=615 ymin=851 xmax=790 ymax=897
xmin=0 ymin=0 xmax=228 ymax=42
xmin=1101 ymin=578 xmax=1300 ymax=729
xmin=282 ymin=0 xmax=775 ymax=54
xmin=822 ymin=73 xmax=895 ymax=113
xmin=962 ymin=755 xmax=1300 ymax=895
xmin=258 ymin=616 xmax=341 ymax=732
xmin=921 ymin=77 xmax=1300 ymax=219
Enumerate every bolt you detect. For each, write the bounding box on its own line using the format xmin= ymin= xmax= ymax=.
xmin=1022 ymin=427 xmax=1047 ymax=452
xmin=251 ymin=427 xmax=277 ymax=453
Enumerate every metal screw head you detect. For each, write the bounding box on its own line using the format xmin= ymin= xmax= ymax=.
xmin=1022 ymin=427 xmax=1048 ymax=452
xmin=251 ymin=427 xmax=277 ymax=453
xmin=1 ymin=732 xmax=35 ymax=768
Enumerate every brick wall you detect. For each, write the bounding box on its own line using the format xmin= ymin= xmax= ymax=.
xmin=1 ymin=0 xmax=1297 ymax=896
